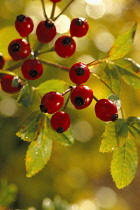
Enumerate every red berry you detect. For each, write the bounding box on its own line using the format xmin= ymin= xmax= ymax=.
xmin=54 ymin=36 xmax=76 ymax=58
xmin=15 ymin=14 xmax=34 ymax=37
xmin=51 ymin=111 xmax=70 ymax=133
xmin=40 ymin=91 xmax=64 ymax=114
xmin=8 ymin=39 xmax=31 ymax=61
xmin=69 ymin=62 xmax=90 ymax=84
xmin=36 ymin=19 xmax=56 ymax=43
xmin=0 ymin=54 xmax=5 ymax=69
xmin=95 ymin=99 xmax=118 ymax=122
xmin=21 ymin=59 xmax=43 ymax=80
xmin=1 ymin=75 xmax=22 ymax=94
xmin=70 ymin=17 xmax=89 ymax=38
xmin=70 ymin=85 xmax=93 ymax=109
xmin=50 ymin=0 xmax=61 ymax=2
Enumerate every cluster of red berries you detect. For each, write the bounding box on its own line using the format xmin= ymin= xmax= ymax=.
xmin=40 ymin=61 xmax=118 ymax=133
xmin=0 ymin=0 xmax=118 ymax=134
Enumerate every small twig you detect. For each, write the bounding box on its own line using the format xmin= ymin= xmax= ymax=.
xmin=53 ymin=0 xmax=75 ymax=21
xmin=50 ymin=2 xmax=56 ymax=20
xmin=38 ymin=59 xmax=70 ymax=72
xmin=41 ymin=0 xmax=48 ymax=19
xmin=6 ymin=61 xmax=24 ymax=71
xmin=87 ymin=58 xmax=106 ymax=70
xmin=36 ymin=47 xmax=55 ymax=56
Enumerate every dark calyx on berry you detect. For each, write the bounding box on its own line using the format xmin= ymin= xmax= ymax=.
xmin=40 ymin=105 xmax=48 ymax=113
xmin=56 ymin=127 xmax=64 ymax=133
xmin=12 ymin=43 xmax=20 ymax=52
xmin=44 ymin=19 xmax=54 ymax=28
xmin=75 ymin=18 xmax=83 ymax=26
xmin=29 ymin=69 xmax=38 ymax=78
xmin=17 ymin=14 xmax=26 ymax=22
xmin=62 ymin=37 xmax=72 ymax=46
xmin=74 ymin=97 xmax=84 ymax=106
xmin=75 ymin=67 xmax=84 ymax=76
xmin=111 ymin=114 xmax=118 ymax=122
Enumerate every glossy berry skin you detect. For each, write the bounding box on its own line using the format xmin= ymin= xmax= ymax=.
xmin=1 ymin=75 xmax=22 ymax=94
xmin=36 ymin=19 xmax=56 ymax=43
xmin=54 ymin=36 xmax=76 ymax=58
xmin=21 ymin=59 xmax=43 ymax=80
xmin=51 ymin=111 xmax=70 ymax=133
xmin=15 ymin=14 xmax=34 ymax=37
xmin=40 ymin=91 xmax=64 ymax=114
xmin=0 ymin=54 xmax=5 ymax=69
xmin=50 ymin=0 xmax=61 ymax=2
xmin=70 ymin=18 xmax=89 ymax=37
xmin=69 ymin=62 xmax=90 ymax=84
xmin=70 ymin=85 xmax=93 ymax=109
xmin=8 ymin=39 xmax=31 ymax=61
xmin=95 ymin=99 xmax=118 ymax=122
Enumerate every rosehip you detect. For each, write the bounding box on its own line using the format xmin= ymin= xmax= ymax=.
xmin=8 ymin=39 xmax=31 ymax=61
xmin=54 ymin=36 xmax=76 ymax=58
xmin=21 ymin=59 xmax=43 ymax=80
xmin=70 ymin=85 xmax=93 ymax=109
xmin=51 ymin=111 xmax=70 ymax=133
xmin=40 ymin=91 xmax=64 ymax=114
xmin=36 ymin=19 xmax=56 ymax=43
xmin=69 ymin=62 xmax=90 ymax=84
xmin=70 ymin=17 xmax=89 ymax=37
xmin=0 ymin=54 xmax=5 ymax=69
xmin=15 ymin=14 xmax=34 ymax=37
xmin=1 ymin=75 xmax=22 ymax=94
xmin=95 ymin=99 xmax=118 ymax=122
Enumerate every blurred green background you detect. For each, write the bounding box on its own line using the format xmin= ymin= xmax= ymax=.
xmin=1 ymin=0 xmax=140 ymax=209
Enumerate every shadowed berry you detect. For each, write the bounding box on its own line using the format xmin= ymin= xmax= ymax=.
xmin=1 ymin=75 xmax=22 ymax=94
xmin=21 ymin=59 xmax=43 ymax=80
xmin=70 ymin=85 xmax=93 ymax=109
xmin=69 ymin=62 xmax=90 ymax=84
xmin=36 ymin=19 xmax=56 ymax=43
xmin=50 ymin=111 xmax=70 ymax=133
xmin=8 ymin=39 xmax=31 ymax=61
xmin=15 ymin=14 xmax=34 ymax=37
xmin=40 ymin=91 xmax=64 ymax=114
xmin=54 ymin=36 xmax=76 ymax=58
xmin=70 ymin=17 xmax=89 ymax=37
xmin=0 ymin=54 xmax=5 ymax=69
xmin=95 ymin=99 xmax=118 ymax=122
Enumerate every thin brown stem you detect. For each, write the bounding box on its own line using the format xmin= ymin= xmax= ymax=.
xmin=36 ymin=47 xmax=55 ymax=56
xmin=53 ymin=0 xmax=75 ymax=21
xmin=41 ymin=0 xmax=48 ymax=19
xmin=50 ymin=2 xmax=56 ymax=20
xmin=87 ymin=58 xmax=107 ymax=70
xmin=38 ymin=59 xmax=70 ymax=72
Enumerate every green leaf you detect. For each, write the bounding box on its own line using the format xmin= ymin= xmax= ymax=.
xmin=51 ymin=125 xmax=74 ymax=146
xmin=36 ymin=79 xmax=68 ymax=97
xmin=107 ymin=24 xmax=137 ymax=60
xmin=101 ymin=64 xmax=121 ymax=95
xmin=17 ymin=84 xmax=35 ymax=107
xmin=127 ymin=117 xmax=140 ymax=141
xmin=100 ymin=119 xmax=128 ymax=153
xmin=16 ymin=111 xmax=43 ymax=142
xmin=11 ymin=77 xmax=19 ymax=87
xmin=114 ymin=58 xmax=140 ymax=88
xmin=111 ymin=137 xmax=138 ymax=189
xmin=26 ymin=117 xmax=52 ymax=177
xmin=115 ymin=118 xmax=128 ymax=145
xmin=100 ymin=122 xmax=117 ymax=153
